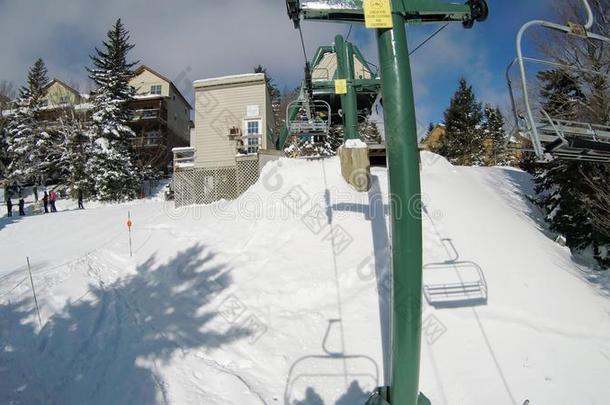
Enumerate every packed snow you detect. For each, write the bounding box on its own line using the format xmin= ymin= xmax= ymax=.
xmin=1 ymin=153 xmax=609 ymax=404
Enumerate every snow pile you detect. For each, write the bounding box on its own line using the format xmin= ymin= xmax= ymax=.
xmin=1 ymin=153 xmax=609 ymax=404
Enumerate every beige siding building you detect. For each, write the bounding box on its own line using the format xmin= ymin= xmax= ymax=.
xmin=128 ymin=66 xmax=192 ymax=171
xmin=192 ymin=73 xmax=273 ymax=168
xmin=40 ymin=79 xmax=85 ymax=108
xmin=129 ymin=66 xmax=192 ymax=142
xmin=311 ymin=52 xmax=373 ymax=81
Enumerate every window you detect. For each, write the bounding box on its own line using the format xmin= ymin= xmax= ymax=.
xmin=59 ymin=96 xmax=69 ymax=104
xmin=150 ymin=85 xmax=162 ymax=95
xmin=246 ymin=120 xmax=260 ymax=135
xmin=244 ymin=119 xmax=261 ymax=154
xmin=40 ymin=99 xmax=49 ymax=107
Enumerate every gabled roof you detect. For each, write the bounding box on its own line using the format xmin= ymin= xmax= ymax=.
xmin=132 ymin=65 xmax=192 ymax=110
xmin=42 ymin=78 xmax=81 ymax=97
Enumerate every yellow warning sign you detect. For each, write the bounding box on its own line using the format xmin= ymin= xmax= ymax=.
xmin=335 ymin=79 xmax=348 ymax=95
xmin=364 ymin=0 xmax=393 ymax=29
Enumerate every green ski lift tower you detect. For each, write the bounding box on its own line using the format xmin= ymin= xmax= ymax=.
xmin=279 ymin=36 xmax=382 ymax=151
xmin=285 ymin=1 xmax=488 ymax=404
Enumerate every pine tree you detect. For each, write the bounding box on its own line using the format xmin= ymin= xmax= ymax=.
xmin=85 ymin=19 xmax=140 ymax=201
xmin=5 ymin=95 xmax=40 ymax=184
xmin=0 ymin=117 xmax=8 ymax=179
xmin=483 ymin=105 xmax=509 ymax=166
xmin=531 ymin=69 xmax=610 ymax=268
xmin=56 ymin=112 xmax=89 ymax=195
xmin=4 ymin=60 xmax=53 ymax=185
xmin=23 ymin=58 xmax=49 ymax=102
xmin=439 ymin=78 xmax=485 ymax=166
xmin=536 ymin=70 xmax=585 ymax=120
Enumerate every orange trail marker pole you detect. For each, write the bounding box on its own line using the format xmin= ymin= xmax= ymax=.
xmin=127 ymin=211 xmax=133 ymax=257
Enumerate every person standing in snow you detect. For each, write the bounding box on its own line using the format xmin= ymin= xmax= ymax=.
xmin=77 ymin=189 xmax=85 ymax=210
xmin=18 ymin=198 xmax=26 ymax=216
xmin=6 ymin=197 xmax=13 ymax=217
xmin=42 ymin=191 xmax=49 ymax=213
xmin=49 ymin=191 xmax=57 ymax=213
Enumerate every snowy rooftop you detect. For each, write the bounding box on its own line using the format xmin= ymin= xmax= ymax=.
xmin=133 ymin=94 xmax=166 ymax=100
xmin=194 ymin=73 xmax=265 ymax=88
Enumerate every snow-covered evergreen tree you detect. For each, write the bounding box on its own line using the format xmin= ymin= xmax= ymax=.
xmin=24 ymin=58 xmax=49 ymax=102
xmin=531 ymin=69 xmax=610 ymax=268
xmin=56 ymin=113 xmax=90 ymax=195
xmin=439 ymin=78 xmax=485 ymax=166
xmin=85 ymin=19 xmax=140 ymax=201
xmin=0 ymin=116 xmax=8 ymax=179
xmin=4 ymin=59 xmax=54 ymax=185
xmin=483 ymin=105 xmax=510 ymax=166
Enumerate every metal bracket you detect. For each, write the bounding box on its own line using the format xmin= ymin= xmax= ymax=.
xmin=568 ymin=21 xmax=588 ymax=37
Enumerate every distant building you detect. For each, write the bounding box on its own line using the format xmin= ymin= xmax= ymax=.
xmin=128 ymin=65 xmax=193 ymax=171
xmin=420 ymin=124 xmax=446 ymax=152
xmin=36 ymin=79 xmax=90 ymax=125
xmin=170 ymin=73 xmax=278 ymax=207
xmin=40 ymin=79 xmax=86 ymax=108
xmin=190 ymin=73 xmax=273 ymax=169
xmin=1 ymin=65 xmax=193 ymax=173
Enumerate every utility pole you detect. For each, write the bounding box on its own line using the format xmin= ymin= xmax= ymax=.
xmin=285 ymin=1 xmax=488 ymax=404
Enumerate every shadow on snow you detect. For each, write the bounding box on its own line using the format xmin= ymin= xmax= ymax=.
xmin=0 ymin=243 xmax=253 ymax=404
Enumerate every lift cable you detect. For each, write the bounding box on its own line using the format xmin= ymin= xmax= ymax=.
xmin=297 ymin=25 xmax=309 ymax=64
xmin=409 ymin=23 xmax=450 ymax=56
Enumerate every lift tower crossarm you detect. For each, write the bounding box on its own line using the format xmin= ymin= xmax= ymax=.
xmin=287 ymin=0 xmax=486 ymax=26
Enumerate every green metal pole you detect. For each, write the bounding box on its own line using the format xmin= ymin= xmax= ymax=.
xmin=377 ymin=10 xmax=423 ymax=405
xmin=335 ymin=35 xmax=359 ymax=140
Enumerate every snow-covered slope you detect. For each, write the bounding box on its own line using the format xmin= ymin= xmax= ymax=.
xmin=1 ymin=153 xmax=609 ymax=405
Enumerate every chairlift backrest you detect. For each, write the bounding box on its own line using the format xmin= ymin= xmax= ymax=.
xmin=506 ymin=0 xmax=610 ymax=163
xmin=286 ymin=99 xmax=332 ymax=136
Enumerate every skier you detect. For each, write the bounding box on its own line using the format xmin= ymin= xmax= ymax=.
xmin=42 ymin=191 xmax=49 ymax=213
xmin=77 ymin=189 xmax=85 ymax=210
xmin=6 ymin=197 xmax=13 ymax=217
xmin=49 ymin=190 xmax=58 ymax=213
xmin=18 ymin=198 xmax=25 ymax=216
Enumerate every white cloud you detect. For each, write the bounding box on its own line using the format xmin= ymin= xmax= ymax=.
xmin=0 ymin=0 xmax=341 ymax=99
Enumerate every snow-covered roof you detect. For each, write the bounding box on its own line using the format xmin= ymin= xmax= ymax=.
xmin=74 ymin=103 xmax=93 ymax=111
xmin=172 ymin=147 xmax=195 ymax=153
xmin=133 ymin=94 xmax=166 ymax=101
xmin=194 ymin=73 xmax=265 ymax=89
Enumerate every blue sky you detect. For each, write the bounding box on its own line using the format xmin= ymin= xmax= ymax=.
xmin=0 ymin=0 xmax=558 ymax=130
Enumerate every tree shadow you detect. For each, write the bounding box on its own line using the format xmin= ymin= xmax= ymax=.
xmin=0 ymin=208 xmax=23 ymax=232
xmin=489 ymin=168 xmax=553 ymax=237
xmin=0 ymin=243 xmax=252 ymax=404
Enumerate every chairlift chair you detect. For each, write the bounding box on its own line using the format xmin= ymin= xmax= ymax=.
xmin=506 ymin=0 xmax=610 ymax=163
xmin=286 ymin=99 xmax=332 ymax=141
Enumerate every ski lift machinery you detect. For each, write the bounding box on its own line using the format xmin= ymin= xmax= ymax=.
xmin=285 ymin=40 xmax=332 ymax=140
xmin=507 ymin=0 xmax=610 ymax=163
